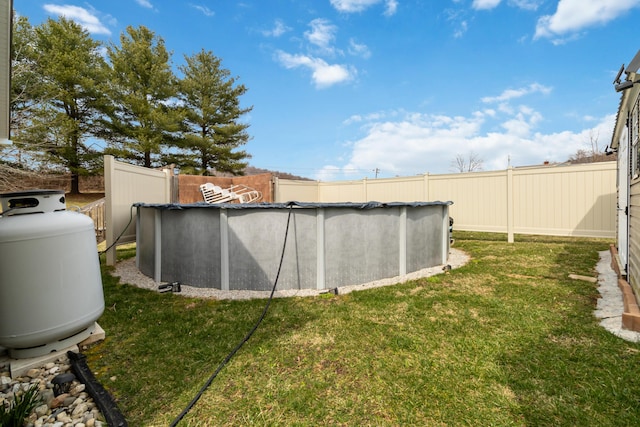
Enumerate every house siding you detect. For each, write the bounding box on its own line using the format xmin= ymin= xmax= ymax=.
xmin=629 ymin=177 xmax=640 ymax=295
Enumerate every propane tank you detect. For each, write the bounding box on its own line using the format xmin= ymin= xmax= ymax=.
xmin=0 ymin=190 xmax=105 ymax=358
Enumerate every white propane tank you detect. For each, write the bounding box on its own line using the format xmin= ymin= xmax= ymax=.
xmin=0 ymin=190 xmax=105 ymax=358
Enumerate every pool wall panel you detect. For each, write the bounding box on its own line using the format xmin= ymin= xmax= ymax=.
xmin=136 ymin=202 xmax=451 ymax=291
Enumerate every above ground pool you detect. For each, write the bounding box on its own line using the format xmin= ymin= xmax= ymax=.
xmin=135 ymin=201 xmax=452 ymax=292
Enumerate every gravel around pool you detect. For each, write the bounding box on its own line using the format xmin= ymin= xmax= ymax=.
xmin=114 ymin=248 xmax=470 ymax=300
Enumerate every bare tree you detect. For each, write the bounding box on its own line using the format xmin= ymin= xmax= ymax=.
xmin=567 ymin=129 xmax=616 ymax=164
xmin=451 ymin=152 xmax=484 ymax=173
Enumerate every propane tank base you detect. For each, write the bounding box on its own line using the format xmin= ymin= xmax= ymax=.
xmin=7 ymin=323 xmax=98 ymax=359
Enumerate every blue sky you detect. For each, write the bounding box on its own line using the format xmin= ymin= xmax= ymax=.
xmin=15 ymin=0 xmax=640 ymax=180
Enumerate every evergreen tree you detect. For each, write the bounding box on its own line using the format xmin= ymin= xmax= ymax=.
xmin=5 ymin=15 xmax=39 ymax=168
xmin=177 ymin=49 xmax=252 ymax=175
xmin=10 ymin=17 xmax=107 ymax=193
xmin=103 ymin=25 xmax=182 ymax=168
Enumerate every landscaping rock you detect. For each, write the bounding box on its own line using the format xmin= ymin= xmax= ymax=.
xmin=0 ymin=355 xmax=106 ymax=426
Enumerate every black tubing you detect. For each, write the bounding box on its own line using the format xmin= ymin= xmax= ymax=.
xmin=169 ymin=203 xmax=294 ymax=426
xmin=99 ymin=204 xmax=135 ymax=255
xmin=67 ymin=350 xmax=128 ymax=427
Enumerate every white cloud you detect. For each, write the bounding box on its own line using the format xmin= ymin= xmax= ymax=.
xmin=315 ymin=165 xmax=343 ymax=181
xmin=472 ymin=0 xmax=542 ymax=11
xmin=348 ymin=38 xmax=371 ymax=58
xmin=262 ymin=19 xmax=291 ymax=37
xmin=275 ymin=51 xmax=355 ymax=88
xmin=318 ymin=92 xmax=615 ymax=180
xmin=274 ymin=18 xmax=362 ymax=87
xmin=500 ymin=105 xmax=543 ymax=137
xmin=43 ymin=4 xmax=111 ymax=35
xmin=330 ymin=0 xmax=399 ymax=15
xmin=472 ymin=0 xmax=502 ymax=10
xmin=191 ymin=4 xmax=214 ymax=17
xmin=481 ymin=83 xmax=552 ymax=103
xmin=444 ymin=8 xmax=469 ymax=38
xmin=343 ymin=111 xmax=387 ymax=125
xmin=305 ymin=19 xmax=337 ymax=50
xmin=535 ymin=0 xmax=640 ymax=40
xmin=135 ymin=0 xmax=153 ymax=8
xmin=384 ymin=0 xmax=398 ymax=16
xmin=509 ymin=0 xmax=542 ymax=10
xmin=453 ymin=20 xmax=468 ymax=38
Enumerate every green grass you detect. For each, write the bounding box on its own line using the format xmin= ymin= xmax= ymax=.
xmin=85 ymin=232 xmax=640 ymax=426
xmin=65 ymin=192 xmax=105 ymax=208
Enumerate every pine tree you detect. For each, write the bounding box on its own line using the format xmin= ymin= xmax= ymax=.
xmin=176 ymin=49 xmax=252 ymax=175
xmin=9 ymin=17 xmax=106 ymax=193
xmin=102 ymin=25 xmax=182 ymax=168
xmin=5 ymin=15 xmax=40 ymax=169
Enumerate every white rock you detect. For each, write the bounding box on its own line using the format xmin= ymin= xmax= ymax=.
xmin=26 ymin=368 xmax=41 ymax=378
xmin=56 ymin=411 xmax=72 ymax=423
xmin=71 ymin=383 xmax=86 ymax=395
xmin=34 ymin=403 xmax=49 ymax=417
xmin=72 ymin=402 xmax=89 ymax=416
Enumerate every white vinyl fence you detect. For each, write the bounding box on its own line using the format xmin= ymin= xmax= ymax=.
xmin=104 ymin=155 xmax=172 ymax=265
xmin=275 ymin=162 xmax=617 ymax=242
xmin=104 ymin=159 xmax=615 ymax=262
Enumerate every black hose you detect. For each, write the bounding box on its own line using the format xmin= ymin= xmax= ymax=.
xmin=99 ymin=204 xmax=135 ymax=255
xmin=169 ymin=203 xmax=294 ymax=426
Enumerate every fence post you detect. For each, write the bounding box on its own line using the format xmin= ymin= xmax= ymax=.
xmin=105 ymin=155 xmax=116 ymax=266
xmin=507 ymin=166 xmax=514 ymax=243
xmin=161 ymin=167 xmax=172 ymax=203
xmin=423 ymin=173 xmax=430 ymax=201
xmin=363 ymin=177 xmax=368 ymax=201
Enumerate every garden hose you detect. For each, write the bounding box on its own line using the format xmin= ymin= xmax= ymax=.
xmin=169 ymin=202 xmax=294 ymax=426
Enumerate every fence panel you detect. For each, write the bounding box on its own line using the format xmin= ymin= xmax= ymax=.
xmin=104 ymin=155 xmax=172 ymax=265
xmin=366 ymin=176 xmax=427 ymax=202
xmin=274 ymin=162 xmax=617 ymax=240
xmin=319 ymin=180 xmax=365 ymax=202
xmin=429 ymin=171 xmax=509 ymax=233
xmin=511 ymin=163 xmax=616 ymax=237
xmin=275 ymin=178 xmax=320 ymax=202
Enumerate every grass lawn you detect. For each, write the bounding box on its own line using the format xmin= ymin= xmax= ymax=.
xmin=65 ymin=192 xmax=105 ymax=208
xmin=86 ymin=232 xmax=640 ymax=426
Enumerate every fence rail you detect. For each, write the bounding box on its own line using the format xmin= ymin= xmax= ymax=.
xmin=79 ymin=198 xmax=106 ymax=243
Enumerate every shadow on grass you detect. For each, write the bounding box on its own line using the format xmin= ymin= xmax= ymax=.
xmin=499 ymin=322 xmax=640 ymax=426
xmin=496 ymin=239 xmax=640 ymax=427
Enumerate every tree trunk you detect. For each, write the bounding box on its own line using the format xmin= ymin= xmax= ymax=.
xmin=70 ymin=173 xmax=80 ymax=194
xmin=69 ymin=131 xmax=81 ymax=194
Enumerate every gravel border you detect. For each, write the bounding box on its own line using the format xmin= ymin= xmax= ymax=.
xmin=113 ymin=248 xmax=470 ymax=300
xmin=595 ymin=250 xmax=640 ymax=343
